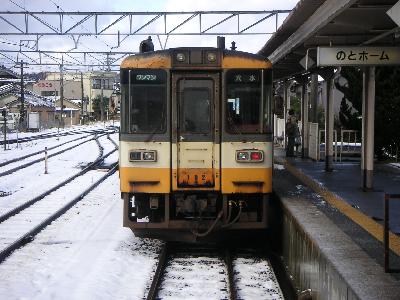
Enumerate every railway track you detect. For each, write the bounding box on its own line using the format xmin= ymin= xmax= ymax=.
xmin=0 ymin=131 xmax=102 ymax=168
xmin=0 ymin=127 xmax=112 ymax=146
xmin=146 ymin=243 xmax=285 ymax=300
xmin=0 ymin=134 xmax=117 ymax=223
xmin=0 ymin=133 xmax=108 ymax=177
xmin=0 ymin=128 xmax=119 ymax=177
xmin=0 ymin=162 xmax=118 ymax=263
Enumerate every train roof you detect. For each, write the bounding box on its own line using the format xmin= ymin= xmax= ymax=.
xmin=121 ymin=47 xmax=271 ymax=69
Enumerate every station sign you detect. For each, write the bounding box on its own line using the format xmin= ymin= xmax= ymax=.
xmin=317 ymin=47 xmax=400 ymax=66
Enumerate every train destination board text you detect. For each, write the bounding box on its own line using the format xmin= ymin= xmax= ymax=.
xmin=317 ymin=47 xmax=400 ymax=66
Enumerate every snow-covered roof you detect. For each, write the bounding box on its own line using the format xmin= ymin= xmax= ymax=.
xmin=0 ymin=66 xmax=19 ymax=79
xmin=55 ymin=107 xmax=80 ymax=112
xmin=5 ymin=84 xmax=54 ymax=108
xmin=0 ymin=83 xmax=14 ymax=96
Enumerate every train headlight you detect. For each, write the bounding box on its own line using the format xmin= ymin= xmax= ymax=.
xmin=129 ymin=150 xmax=157 ymax=162
xmin=207 ymin=52 xmax=217 ymax=62
xmin=143 ymin=151 xmax=157 ymax=161
xmin=176 ymin=53 xmax=186 ymax=62
xmin=129 ymin=151 xmax=142 ymax=161
xmin=236 ymin=151 xmax=249 ymax=161
xmin=236 ymin=150 xmax=264 ymax=162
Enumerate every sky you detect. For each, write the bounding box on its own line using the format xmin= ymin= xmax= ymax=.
xmin=0 ymin=0 xmax=299 ymax=72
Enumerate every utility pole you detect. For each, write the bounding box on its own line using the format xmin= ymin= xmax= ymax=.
xmin=19 ymin=60 xmax=26 ymax=128
xmin=100 ymin=74 xmax=104 ymax=122
xmin=81 ymin=72 xmax=84 ymax=125
xmin=59 ymin=63 xmax=64 ymax=128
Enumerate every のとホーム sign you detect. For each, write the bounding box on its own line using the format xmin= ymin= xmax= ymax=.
xmin=317 ymin=47 xmax=400 ymax=66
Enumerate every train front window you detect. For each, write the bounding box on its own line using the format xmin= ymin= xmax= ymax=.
xmin=130 ymin=86 xmax=165 ymax=133
xmin=178 ymin=79 xmax=212 ymax=134
xmin=120 ymin=69 xmax=167 ymax=134
xmin=225 ymin=70 xmax=272 ymax=134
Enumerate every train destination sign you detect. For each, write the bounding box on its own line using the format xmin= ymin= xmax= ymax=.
xmin=317 ymin=47 xmax=400 ymax=66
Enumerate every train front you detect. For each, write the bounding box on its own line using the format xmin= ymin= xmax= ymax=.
xmin=119 ymin=46 xmax=273 ymax=242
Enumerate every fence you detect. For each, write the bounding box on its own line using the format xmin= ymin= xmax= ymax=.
xmin=273 ymin=116 xmax=361 ymax=162
xmin=340 ymin=130 xmax=361 ymax=161
xmin=274 ymin=116 xmax=286 ymax=147
xmin=319 ymin=129 xmax=338 ymax=162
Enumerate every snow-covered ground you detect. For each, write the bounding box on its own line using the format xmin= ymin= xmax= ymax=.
xmin=0 ymin=123 xmax=165 ymax=300
xmin=0 ymin=173 xmax=162 ymax=300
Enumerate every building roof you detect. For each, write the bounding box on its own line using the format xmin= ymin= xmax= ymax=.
xmin=259 ymin=0 xmax=400 ymax=80
xmin=0 ymin=66 xmax=19 ymax=79
xmin=1 ymin=84 xmax=54 ymax=108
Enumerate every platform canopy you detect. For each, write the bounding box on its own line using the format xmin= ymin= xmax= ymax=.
xmin=259 ymin=0 xmax=400 ymax=79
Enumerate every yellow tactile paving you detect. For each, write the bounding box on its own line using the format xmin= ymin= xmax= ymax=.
xmin=276 ymin=157 xmax=400 ymax=257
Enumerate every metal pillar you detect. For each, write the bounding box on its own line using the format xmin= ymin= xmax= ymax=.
xmin=361 ymin=66 xmax=375 ymax=190
xmin=59 ymin=64 xmax=64 ymax=128
xmin=301 ymin=83 xmax=309 ymax=158
xmin=100 ymin=75 xmax=105 ymax=122
xmin=19 ymin=60 xmax=25 ymax=127
xmin=283 ymin=81 xmax=290 ymax=148
xmin=80 ymin=72 xmax=84 ymax=125
xmin=310 ymin=73 xmax=318 ymax=123
xmin=325 ymin=77 xmax=334 ymax=171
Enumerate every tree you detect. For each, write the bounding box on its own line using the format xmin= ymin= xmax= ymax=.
xmin=334 ymin=67 xmax=362 ymax=132
xmin=337 ymin=66 xmax=400 ymax=160
xmin=92 ymin=95 xmax=109 ymax=121
xmin=375 ymin=66 xmax=400 ymax=159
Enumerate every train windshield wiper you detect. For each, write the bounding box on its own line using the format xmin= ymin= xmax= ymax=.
xmin=145 ymin=111 xmax=165 ymax=142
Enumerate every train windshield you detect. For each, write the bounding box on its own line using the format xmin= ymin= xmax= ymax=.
xmin=225 ymin=69 xmax=272 ymax=134
xmin=120 ymin=69 xmax=167 ymax=134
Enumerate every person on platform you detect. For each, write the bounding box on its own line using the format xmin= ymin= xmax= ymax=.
xmin=286 ymin=109 xmax=298 ymax=157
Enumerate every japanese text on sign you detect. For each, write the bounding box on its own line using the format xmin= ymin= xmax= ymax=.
xmin=317 ymin=47 xmax=400 ymax=66
xmin=36 ymin=82 xmax=53 ymax=88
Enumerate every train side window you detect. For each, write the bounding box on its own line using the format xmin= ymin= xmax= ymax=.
xmin=225 ymin=69 xmax=272 ymax=134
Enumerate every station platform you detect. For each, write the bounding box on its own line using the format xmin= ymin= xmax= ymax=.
xmin=274 ymin=146 xmax=400 ymax=274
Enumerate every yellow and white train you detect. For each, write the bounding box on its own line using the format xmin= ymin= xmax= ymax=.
xmin=119 ymin=43 xmax=273 ymax=241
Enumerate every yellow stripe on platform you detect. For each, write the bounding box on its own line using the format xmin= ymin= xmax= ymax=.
xmin=276 ymin=156 xmax=400 ymax=257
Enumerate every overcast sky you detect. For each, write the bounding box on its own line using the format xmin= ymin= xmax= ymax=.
xmin=0 ymin=0 xmax=299 ymax=72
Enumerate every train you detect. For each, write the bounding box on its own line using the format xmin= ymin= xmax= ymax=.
xmin=119 ymin=39 xmax=273 ymax=242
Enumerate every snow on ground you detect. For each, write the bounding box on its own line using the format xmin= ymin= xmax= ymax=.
xmin=0 ymin=133 xmax=94 ymax=164
xmin=234 ymin=257 xmax=283 ymax=299
xmin=0 ymin=173 xmax=162 ymax=300
xmin=274 ymin=163 xmax=285 ymax=170
xmin=0 ymin=139 xmax=101 ymax=214
xmin=158 ymin=255 xmax=228 ymax=299
xmin=0 ymin=123 xmax=165 ymax=300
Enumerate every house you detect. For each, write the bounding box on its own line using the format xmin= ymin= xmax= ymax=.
xmin=55 ymin=98 xmax=81 ymax=126
xmin=0 ymin=84 xmax=55 ymax=130
xmin=44 ymin=71 xmax=118 ymax=118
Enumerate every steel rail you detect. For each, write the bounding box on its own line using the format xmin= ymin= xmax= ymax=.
xmin=224 ymin=248 xmax=237 ymax=300
xmin=0 ymin=141 xmax=118 ymax=224
xmin=146 ymin=242 xmax=169 ymax=300
xmin=0 ymin=162 xmax=118 ymax=264
xmin=0 ymin=128 xmax=109 ymax=145
xmin=0 ymin=132 xmax=94 ymax=168
xmin=0 ymin=132 xmax=109 ymax=177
